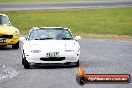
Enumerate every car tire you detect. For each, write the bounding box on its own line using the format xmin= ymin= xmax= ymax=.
xmin=75 ymin=60 xmax=79 ymax=67
xmin=22 ymin=53 xmax=25 ymax=65
xmin=24 ymin=59 xmax=30 ymax=69
xmin=12 ymin=41 xmax=19 ymax=49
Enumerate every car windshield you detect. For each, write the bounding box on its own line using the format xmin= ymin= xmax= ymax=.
xmin=0 ymin=15 xmax=9 ymax=25
xmin=29 ymin=28 xmax=73 ymax=40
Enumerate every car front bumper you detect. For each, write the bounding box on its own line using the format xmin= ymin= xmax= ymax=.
xmin=25 ymin=52 xmax=80 ymax=64
xmin=0 ymin=36 xmax=19 ymax=45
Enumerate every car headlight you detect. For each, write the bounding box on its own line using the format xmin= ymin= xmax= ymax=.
xmin=14 ymin=30 xmax=19 ymax=35
xmin=31 ymin=50 xmax=41 ymax=53
xmin=65 ymin=50 xmax=74 ymax=52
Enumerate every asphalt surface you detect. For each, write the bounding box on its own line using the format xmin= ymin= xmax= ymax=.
xmin=0 ymin=39 xmax=132 ymax=88
xmin=0 ymin=0 xmax=132 ymax=11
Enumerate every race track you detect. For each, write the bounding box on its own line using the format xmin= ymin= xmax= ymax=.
xmin=0 ymin=0 xmax=132 ymax=11
xmin=0 ymin=39 xmax=132 ymax=88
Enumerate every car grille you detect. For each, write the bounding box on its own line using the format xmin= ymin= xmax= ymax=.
xmin=0 ymin=34 xmax=13 ymax=39
xmin=40 ymin=57 xmax=65 ymax=61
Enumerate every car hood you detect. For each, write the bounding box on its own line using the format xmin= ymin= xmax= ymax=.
xmin=25 ymin=40 xmax=78 ymax=51
xmin=0 ymin=25 xmax=17 ymax=35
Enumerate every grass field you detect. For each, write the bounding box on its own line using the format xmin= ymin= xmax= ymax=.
xmin=0 ymin=0 xmax=107 ymax=3
xmin=0 ymin=8 xmax=132 ymax=39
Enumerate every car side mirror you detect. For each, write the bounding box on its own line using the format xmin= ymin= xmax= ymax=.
xmin=75 ymin=36 xmax=81 ymax=40
xmin=19 ymin=37 xmax=26 ymax=42
xmin=9 ymin=21 xmax=12 ymax=26
xmin=25 ymin=36 xmax=29 ymax=40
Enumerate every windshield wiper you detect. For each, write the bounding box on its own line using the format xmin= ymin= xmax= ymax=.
xmin=35 ymin=38 xmax=53 ymax=40
xmin=62 ymin=38 xmax=72 ymax=40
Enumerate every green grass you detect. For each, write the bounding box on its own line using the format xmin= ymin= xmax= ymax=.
xmin=0 ymin=0 xmax=107 ymax=3
xmin=0 ymin=8 xmax=132 ymax=37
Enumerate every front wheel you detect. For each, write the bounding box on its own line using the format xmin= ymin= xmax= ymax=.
xmin=23 ymin=59 xmax=30 ymax=69
xmin=22 ymin=53 xmax=25 ymax=65
xmin=12 ymin=41 xmax=19 ymax=49
xmin=75 ymin=60 xmax=79 ymax=67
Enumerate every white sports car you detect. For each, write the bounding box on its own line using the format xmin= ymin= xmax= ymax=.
xmin=21 ymin=27 xmax=81 ymax=69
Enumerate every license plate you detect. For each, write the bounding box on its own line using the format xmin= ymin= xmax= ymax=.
xmin=0 ymin=39 xmax=6 ymax=43
xmin=46 ymin=52 xmax=59 ymax=57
